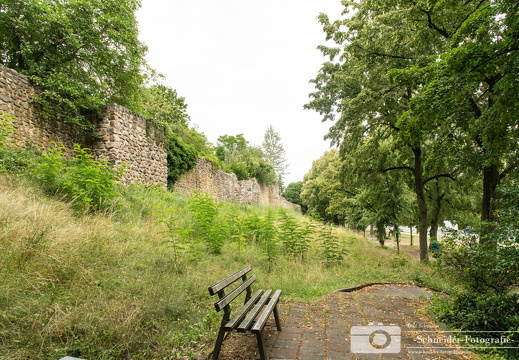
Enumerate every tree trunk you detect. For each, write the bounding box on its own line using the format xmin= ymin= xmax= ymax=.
xmin=429 ymin=181 xmax=443 ymax=244
xmin=395 ymin=226 xmax=400 ymax=255
xmin=412 ymin=147 xmax=429 ymax=262
xmin=480 ymin=163 xmax=500 ymax=241
xmin=409 ymin=225 xmax=413 ymax=246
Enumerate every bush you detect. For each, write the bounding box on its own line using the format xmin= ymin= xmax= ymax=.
xmin=432 ymin=181 xmax=519 ymax=359
xmin=33 ymin=143 xmax=125 ymax=213
xmin=431 ymin=293 xmax=519 ymax=358
xmin=0 ymin=111 xmax=14 ymax=147
xmin=166 ymin=132 xmax=198 ymax=186
xmin=0 ymin=147 xmax=36 ymax=173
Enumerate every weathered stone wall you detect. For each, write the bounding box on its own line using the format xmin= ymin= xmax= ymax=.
xmin=0 ymin=64 xmax=297 ymax=206
xmin=174 ymin=158 xmax=260 ymax=204
xmin=0 ymin=64 xmax=167 ymax=187
xmin=92 ymin=104 xmax=167 ymax=186
xmin=0 ymin=64 xmax=89 ymax=150
xmin=175 ymin=157 xmax=298 ymax=209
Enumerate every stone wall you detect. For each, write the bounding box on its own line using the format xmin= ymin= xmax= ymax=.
xmin=92 ymin=104 xmax=167 ymax=186
xmin=0 ymin=64 xmax=89 ymax=150
xmin=174 ymin=157 xmax=298 ymax=209
xmin=0 ymin=64 xmax=167 ymax=187
xmin=0 ymin=64 xmax=297 ymax=207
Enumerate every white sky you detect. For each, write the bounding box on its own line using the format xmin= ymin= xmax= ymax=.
xmin=136 ymin=0 xmax=344 ymax=185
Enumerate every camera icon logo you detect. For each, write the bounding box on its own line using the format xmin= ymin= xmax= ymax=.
xmin=350 ymin=323 xmax=401 ymax=353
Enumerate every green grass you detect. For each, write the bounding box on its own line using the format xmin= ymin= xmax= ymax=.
xmin=0 ymin=171 xmax=450 ymax=360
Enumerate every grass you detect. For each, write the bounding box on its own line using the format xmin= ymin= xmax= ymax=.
xmin=0 ymin=171 xmax=451 ymax=360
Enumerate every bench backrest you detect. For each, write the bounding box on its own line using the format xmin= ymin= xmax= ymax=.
xmin=208 ymin=265 xmax=255 ymax=313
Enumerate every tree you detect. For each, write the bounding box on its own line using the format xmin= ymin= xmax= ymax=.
xmin=0 ymin=0 xmax=147 ymax=129
xmin=214 ymin=134 xmax=276 ymax=185
xmin=262 ymin=125 xmax=289 ymax=188
xmin=301 ymin=149 xmax=347 ymax=224
xmin=282 ymin=181 xmax=306 ymax=212
xmin=391 ymin=0 xmax=519 ymax=232
xmin=306 ymin=0 xmax=493 ymax=261
xmin=138 ymin=84 xmax=190 ymax=127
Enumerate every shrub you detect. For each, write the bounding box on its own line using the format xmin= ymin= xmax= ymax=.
xmin=431 ymin=293 xmax=519 ymax=359
xmin=33 ymin=143 xmax=125 ymax=213
xmin=318 ymin=226 xmax=348 ymax=266
xmin=0 ymin=111 xmax=14 ymax=147
xmin=432 ymin=181 xmax=519 ymax=359
xmin=166 ymin=132 xmax=198 ymax=186
xmin=187 ymin=192 xmax=225 ymax=254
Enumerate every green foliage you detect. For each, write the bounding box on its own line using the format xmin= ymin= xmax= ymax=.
xmin=33 ymin=143 xmax=125 ymax=213
xmin=0 ymin=111 xmax=14 ymax=147
xmin=0 ymin=146 xmax=36 ymax=173
xmin=277 ymin=209 xmax=312 ymax=258
xmin=432 ymin=181 xmax=519 ymax=359
xmin=225 ymin=208 xmax=249 ymax=254
xmin=138 ymin=84 xmax=190 ymax=126
xmin=282 ymin=181 xmax=306 ymax=212
xmin=257 ymin=210 xmax=279 ymax=272
xmin=215 ymin=133 xmax=276 ymax=185
xmin=436 ymin=182 xmax=519 ymax=296
xmin=0 ymin=0 xmax=147 ymax=130
xmin=0 ymin=113 xmax=34 ymax=173
xmin=436 ymin=231 xmax=519 ymax=295
xmin=262 ymin=125 xmax=288 ymax=187
xmin=187 ymin=192 xmax=225 ymax=254
xmin=155 ymin=207 xmax=190 ymax=271
xmin=431 ymin=293 xmax=519 ymax=359
xmin=301 ymin=149 xmax=349 ymax=224
xmin=166 ymin=132 xmax=198 ymax=186
xmin=318 ymin=226 xmax=348 ymax=266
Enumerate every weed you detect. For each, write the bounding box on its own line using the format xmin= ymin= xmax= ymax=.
xmin=33 ymin=143 xmax=125 ymax=213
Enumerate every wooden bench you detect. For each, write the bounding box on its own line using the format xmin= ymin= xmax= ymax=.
xmin=208 ymin=265 xmax=282 ymax=360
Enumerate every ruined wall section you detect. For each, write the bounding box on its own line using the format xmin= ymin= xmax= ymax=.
xmin=0 ymin=64 xmax=88 ymax=150
xmin=92 ymin=104 xmax=167 ymax=186
xmin=0 ymin=64 xmax=167 ymax=187
xmin=174 ymin=157 xmax=261 ymax=204
xmin=175 ymin=157 xmax=298 ymax=209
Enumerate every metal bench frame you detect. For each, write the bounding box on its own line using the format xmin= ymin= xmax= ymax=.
xmin=208 ymin=265 xmax=282 ymax=360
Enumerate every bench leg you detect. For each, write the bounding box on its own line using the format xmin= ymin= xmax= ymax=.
xmin=256 ymin=331 xmax=268 ymax=360
xmin=212 ymin=323 xmax=227 ymax=360
xmin=273 ymin=305 xmax=282 ymax=332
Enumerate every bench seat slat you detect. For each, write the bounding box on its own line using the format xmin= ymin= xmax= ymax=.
xmin=224 ymin=290 xmax=264 ymax=330
xmin=214 ymin=275 xmax=256 ymax=312
xmin=251 ymin=289 xmax=282 ymax=332
xmin=208 ymin=265 xmax=252 ymax=296
xmin=237 ymin=289 xmax=273 ymax=332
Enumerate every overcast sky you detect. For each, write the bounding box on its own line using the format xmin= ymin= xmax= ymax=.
xmin=136 ymin=0 xmax=344 ymax=185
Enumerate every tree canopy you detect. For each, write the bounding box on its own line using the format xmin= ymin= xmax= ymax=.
xmin=0 ymin=0 xmax=147 ymax=128
xmin=262 ymin=125 xmax=289 ymax=188
xmin=306 ymin=0 xmax=518 ymax=261
xmin=214 ymin=134 xmax=277 ymax=185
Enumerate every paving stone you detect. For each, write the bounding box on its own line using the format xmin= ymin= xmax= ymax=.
xmin=213 ymin=285 xmax=479 ymax=360
xmin=327 ymin=351 xmax=354 ymax=360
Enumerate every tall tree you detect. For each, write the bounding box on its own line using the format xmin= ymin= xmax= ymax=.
xmin=215 ymin=134 xmax=276 ymax=185
xmin=262 ymin=125 xmax=289 ymax=188
xmin=306 ymin=1 xmax=470 ymax=260
xmin=0 ymin=0 xmax=147 ymax=128
xmin=301 ymin=149 xmax=348 ymax=224
xmin=392 ymin=0 xmax=519 ymax=233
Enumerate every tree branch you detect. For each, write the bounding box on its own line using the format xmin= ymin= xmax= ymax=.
xmin=423 ymin=173 xmax=456 ymax=185
xmin=352 ymin=43 xmax=414 ymax=60
xmin=381 ymin=166 xmax=414 ymax=173
xmin=419 ymin=7 xmax=451 ymax=39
